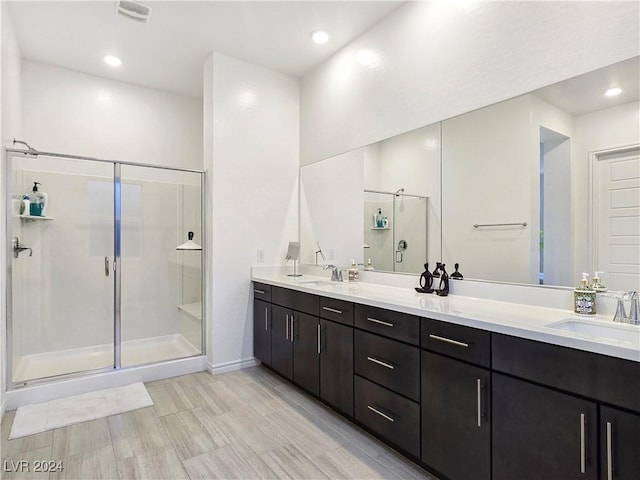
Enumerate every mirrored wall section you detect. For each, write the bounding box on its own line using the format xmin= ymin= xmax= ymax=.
xmin=7 ymin=152 xmax=204 ymax=385
xmin=441 ymin=57 xmax=640 ymax=288
xmin=301 ymin=123 xmax=441 ymax=274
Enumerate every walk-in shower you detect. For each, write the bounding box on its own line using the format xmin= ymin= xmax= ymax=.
xmin=5 ymin=147 xmax=206 ymax=390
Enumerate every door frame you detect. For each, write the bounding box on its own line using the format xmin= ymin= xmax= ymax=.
xmin=588 ymin=143 xmax=640 ymax=274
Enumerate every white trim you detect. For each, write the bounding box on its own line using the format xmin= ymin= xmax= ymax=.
xmin=5 ymin=355 xmax=206 ymax=410
xmin=588 ymin=143 xmax=640 ymax=274
xmin=206 ymin=357 xmax=260 ymax=375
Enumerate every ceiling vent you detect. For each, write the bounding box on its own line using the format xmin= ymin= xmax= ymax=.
xmin=116 ymin=1 xmax=152 ymax=22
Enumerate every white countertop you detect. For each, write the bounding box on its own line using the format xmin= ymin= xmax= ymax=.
xmin=252 ymin=272 xmax=640 ymax=362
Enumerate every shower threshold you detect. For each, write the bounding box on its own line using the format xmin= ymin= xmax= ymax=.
xmin=12 ymin=334 xmax=200 ymax=383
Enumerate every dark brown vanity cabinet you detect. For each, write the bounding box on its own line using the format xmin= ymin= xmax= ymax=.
xmin=420 ymin=318 xmax=491 ymax=480
xmin=292 ymin=311 xmax=320 ymax=396
xmin=319 ymin=297 xmax=354 ymax=416
xmin=270 ymin=304 xmax=294 ymax=379
xmin=353 ymin=305 xmax=421 ymax=459
xmin=600 ymin=406 xmax=640 ymax=480
xmin=253 ymin=299 xmax=271 ymax=366
xmin=421 ymin=351 xmax=490 ymax=480
xmin=492 ymin=373 xmax=598 ymax=480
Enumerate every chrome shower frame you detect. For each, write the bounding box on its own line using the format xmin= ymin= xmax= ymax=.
xmin=3 ymin=147 xmax=208 ymax=389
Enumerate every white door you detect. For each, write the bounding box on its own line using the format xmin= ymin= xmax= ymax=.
xmin=594 ymin=147 xmax=640 ymax=291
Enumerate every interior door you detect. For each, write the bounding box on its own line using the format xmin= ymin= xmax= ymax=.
xmin=595 ymin=147 xmax=640 ymax=291
xmin=9 ymin=153 xmax=115 ymax=383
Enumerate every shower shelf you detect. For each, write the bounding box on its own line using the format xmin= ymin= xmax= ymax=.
xmin=19 ymin=215 xmax=54 ymax=221
xmin=370 ymin=227 xmax=390 ymax=230
xmin=178 ymin=302 xmax=202 ymax=321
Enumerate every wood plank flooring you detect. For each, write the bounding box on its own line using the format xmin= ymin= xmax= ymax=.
xmin=1 ymin=366 xmax=435 ymax=479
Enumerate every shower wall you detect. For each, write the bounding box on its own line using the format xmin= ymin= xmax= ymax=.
xmin=11 ymin=161 xmax=201 ymax=368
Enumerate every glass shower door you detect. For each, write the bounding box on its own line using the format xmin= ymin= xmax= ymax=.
xmin=394 ymin=195 xmax=428 ymax=274
xmin=9 ymin=153 xmax=115 ymax=383
xmin=119 ymin=165 xmax=203 ymax=367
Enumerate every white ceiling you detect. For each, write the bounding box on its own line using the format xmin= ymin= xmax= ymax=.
xmin=7 ymin=1 xmax=402 ymax=98
xmin=533 ymin=56 xmax=640 ymax=116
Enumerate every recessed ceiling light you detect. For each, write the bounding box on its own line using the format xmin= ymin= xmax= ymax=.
xmin=104 ymin=55 xmax=122 ymax=67
xmin=604 ymin=87 xmax=622 ymax=97
xmin=310 ymin=30 xmax=329 ymax=45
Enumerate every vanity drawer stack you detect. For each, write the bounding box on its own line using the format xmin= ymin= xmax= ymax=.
xmin=353 ymin=304 xmax=421 ymax=458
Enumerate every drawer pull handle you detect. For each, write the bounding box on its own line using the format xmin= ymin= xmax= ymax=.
xmin=428 ymin=334 xmax=469 ymax=348
xmin=254 ymin=289 xmax=265 ymax=294
xmin=476 ymin=379 xmax=482 ymax=427
xmin=367 ymin=405 xmax=394 ymax=423
xmin=580 ymin=413 xmax=586 ymax=474
xmin=286 ymin=314 xmax=289 ymax=340
xmin=367 ymin=317 xmax=394 ymax=327
xmin=606 ymin=421 xmax=613 ymax=480
xmin=322 ymin=306 xmax=343 ymax=314
xmin=367 ymin=356 xmax=394 ymax=370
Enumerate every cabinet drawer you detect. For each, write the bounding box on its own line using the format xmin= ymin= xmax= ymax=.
xmin=421 ymin=317 xmax=491 ymax=368
xmin=355 ymin=375 xmax=420 ymax=459
xmin=355 ymin=304 xmax=420 ymax=345
xmin=354 ymin=330 xmax=420 ymax=401
xmin=319 ymin=297 xmax=354 ymax=326
xmin=493 ymin=333 xmax=640 ymax=412
xmin=272 ymin=286 xmax=319 ymax=316
xmin=253 ymin=282 xmax=272 ymax=302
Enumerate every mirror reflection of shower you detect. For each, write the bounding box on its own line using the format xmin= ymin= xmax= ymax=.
xmin=364 ymin=189 xmax=428 ymax=274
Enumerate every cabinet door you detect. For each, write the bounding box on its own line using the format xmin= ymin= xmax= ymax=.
xmin=253 ymin=299 xmax=271 ymax=366
xmin=271 ymin=304 xmax=293 ymax=379
xmin=493 ymin=373 xmax=597 ymax=480
xmin=421 ymin=352 xmax=490 ymax=480
xmin=601 ymin=406 xmax=640 ymax=480
xmin=292 ymin=312 xmax=319 ymax=396
xmin=320 ymin=319 xmax=353 ymax=416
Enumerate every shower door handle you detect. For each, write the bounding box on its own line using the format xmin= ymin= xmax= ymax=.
xmin=395 ymin=251 xmax=403 ymax=263
xmin=105 ymin=256 xmax=110 ymax=277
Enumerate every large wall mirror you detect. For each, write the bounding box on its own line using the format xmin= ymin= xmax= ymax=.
xmin=300 ymin=55 xmax=640 ymax=290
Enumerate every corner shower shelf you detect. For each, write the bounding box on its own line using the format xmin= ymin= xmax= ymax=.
xmin=178 ymin=302 xmax=202 ymax=321
xmin=19 ymin=215 xmax=54 ymax=221
xmin=370 ymin=227 xmax=390 ymax=230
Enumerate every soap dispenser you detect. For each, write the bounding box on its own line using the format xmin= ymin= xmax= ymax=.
xmin=365 ymin=259 xmax=375 ymax=271
xmin=574 ymin=273 xmax=596 ymax=315
xmin=29 ymin=182 xmax=47 ymax=216
xmin=348 ymin=259 xmax=360 ymax=282
xmin=591 ymin=271 xmax=607 ymax=292
xmin=375 ymin=208 xmax=383 ymax=228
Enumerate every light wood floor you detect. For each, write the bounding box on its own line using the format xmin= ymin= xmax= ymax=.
xmin=1 ymin=366 xmax=435 ymax=479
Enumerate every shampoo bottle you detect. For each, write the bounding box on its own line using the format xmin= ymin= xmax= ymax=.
xmin=574 ymin=273 xmax=596 ymax=315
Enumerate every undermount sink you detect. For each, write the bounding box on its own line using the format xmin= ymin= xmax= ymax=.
xmin=296 ymin=280 xmax=336 ymax=287
xmin=547 ymin=318 xmax=640 ymax=346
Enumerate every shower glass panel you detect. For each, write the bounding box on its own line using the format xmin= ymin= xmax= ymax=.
xmin=9 ymin=153 xmax=115 ymax=383
xmin=394 ymin=195 xmax=428 ymax=274
xmin=119 ymin=165 xmax=202 ymax=367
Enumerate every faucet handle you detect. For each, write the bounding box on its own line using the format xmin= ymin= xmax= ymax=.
xmin=628 ymin=291 xmax=639 ymax=325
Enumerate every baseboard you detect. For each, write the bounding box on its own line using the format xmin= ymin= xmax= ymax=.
xmin=206 ymin=357 xmax=260 ymax=375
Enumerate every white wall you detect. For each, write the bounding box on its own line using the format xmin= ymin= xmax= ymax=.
xmin=301 ymin=1 xmax=639 ymax=165
xmin=301 ymin=149 xmax=364 ymax=268
xmin=1 ymin=3 xmax=22 ymax=415
xmin=204 ymin=53 xmax=299 ymax=371
xmin=21 ymin=60 xmax=202 ymax=169
xmin=573 ymin=101 xmax=640 ymax=283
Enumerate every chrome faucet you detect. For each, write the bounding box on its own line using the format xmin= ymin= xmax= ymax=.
xmin=12 ymin=237 xmax=32 ymax=258
xmin=324 ymin=264 xmax=343 ymax=282
xmin=613 ymin=291 xmax=639 ymax=325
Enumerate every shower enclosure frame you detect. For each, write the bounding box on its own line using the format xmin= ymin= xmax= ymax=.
xmin=4 ymin=147 xmax=207 ymax=389
xmin=364 ymin=189 xmax=429 ymax=274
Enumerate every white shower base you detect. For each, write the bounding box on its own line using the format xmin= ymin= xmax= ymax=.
xmin=12 ymin=334 xmax=200 ymax=383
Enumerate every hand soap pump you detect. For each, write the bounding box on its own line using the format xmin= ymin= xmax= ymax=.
xmin=574 ymin=273 xmax=596 ymax=315
xmin=348 ymin=259 xmax=360 ymax=282
xmin=591 ymin=271 xmax=607 ymax=292
xmin=29 ymin=182 xmax=47 ymax=217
